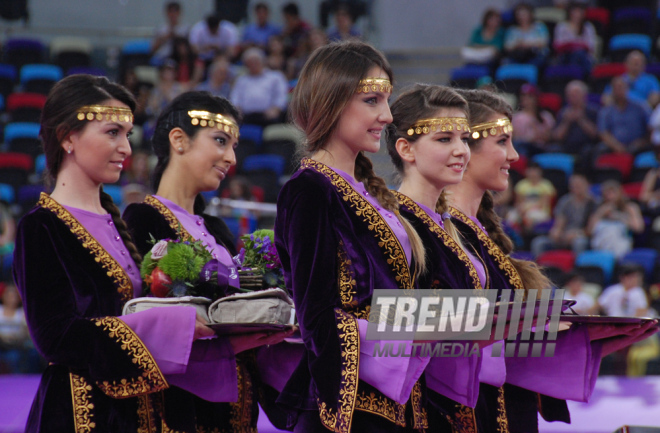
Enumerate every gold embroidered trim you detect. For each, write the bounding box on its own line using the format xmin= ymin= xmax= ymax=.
xmin=137 ymin=394 xmax=157 ymax=433
xmin=394 ymin=192 xmax=483 ymax=291
xmin=229 ymin=362 xmax=257 ymax=433
xmin=337 ymin=241 xmax=358 ymax=309
xmin=301 ymin=158 xmax=413 ymax=290
xmin=449 ymin=207 xmax=524 ymax=292
xmin=355 ymin=391 xmax=406 ymax=427
xmin=77 ymin=104 xmax=134 ymax=123
xmin=70 ymin=373 xmax=96 ymax=433
xmin=94 ymin=317 xmax=168 ymax=397
xmin=496 ymin=386 xmax=510 ymax=433
xmin=38 ymin=193 xmax=133 ymax=305
xmin=317 ymin=309 xmax=360 ymax=433
xmin=188 ymin=110 xmax=240 ymax=139
xmin=470 ymin=117 xmax=513 ymax=140
xmin=410 ymin=381 xmax=428 ymax=429
xmin=407 ymin=117 xmax=470 ymax=136
xmin=145 ymin=195 xmax=193 ymax=241
xmin=452 ymin=404 xmax=477 ymax=433
xmin=356 ymin=77 xmax=392 ymax=94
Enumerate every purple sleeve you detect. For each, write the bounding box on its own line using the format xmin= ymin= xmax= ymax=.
xmin=256 ymin=342 xmax=305 ymax=392
xmin=357 ymin=319 xmax=430 ymax=404
xmin=425 ymin=351 xmax=482 ymax=408
xmin=504 ymin=325 xmax=602 ymax=402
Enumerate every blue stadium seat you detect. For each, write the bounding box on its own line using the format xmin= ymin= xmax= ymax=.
xmin=20 ymin=64 xmax=63 ymax=85
xmin=0 ymin=183 xmax=15 ymax=203
xmin=4 ymin=122 xmax=40 ymax=144
xmin=103 ymin=185 xmax=123 ymax=207
xmin=620 ymin=248 xmax=658 ymax=281
xmin=608 ymin=34 xmax=652 ymax=59
xmin=633 ymin=151 xmax=659 ymax=169
xmin=35 ymin=154 xmax=46 ymax=177
xmin=201 ymin=190 xmax=217 ymax=202
xmin=0 ymin=64 xmax=17 ymax=81
xmin=450 ymin=65 xmax=490 ymax=88
xmin=575 ymin=250 xmax=616 ymax=285
xmin=532 ymin=153 xmax=574 ymax=177
xmin=239 ymin=124 xmax=263 ymax=146
xmin=121 ymin=39 xmax=152 ymax=55
xmin=495 ymin=64 xmax=538 ymax=84
xmin=241 ymin=154 xmax=285 ymax=177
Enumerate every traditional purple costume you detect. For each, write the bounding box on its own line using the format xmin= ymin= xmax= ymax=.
xmin=123 ymin=195 xmax=260 ymax=432
xmin=13 ymin=193 xmax=219 ymax=432
xmin=274 ymin=159 xmax=429 ymax=432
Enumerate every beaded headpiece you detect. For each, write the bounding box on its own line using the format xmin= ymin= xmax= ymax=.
xmin=76 ymin=105 xmax=134 ymax=123
xmin=406 ymin=117 xmax=470 ymax=136
xmin=188 ymin=110 xmax=240 ymax=139
xmin=470 ymin=118 xmax=513 ymax=140
xmin=356 ymin=77 xmax=392 ymax=94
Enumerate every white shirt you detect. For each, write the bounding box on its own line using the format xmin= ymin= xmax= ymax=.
xmin=189 ymin=19 xmax=239 ymax=60
xmin=598 ymin=283 xmax=648 ymax=317
xmin=230 ymin=69 xmax=288 ymax=114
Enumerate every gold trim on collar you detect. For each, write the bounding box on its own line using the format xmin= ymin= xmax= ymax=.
xmin=188 ymin=110 xmax=240 ymax=139
xmin=300 ymin=158 xmax=413 ymax=290
xmin=38 ymin=193 xmax=134 ymax=305
xmin=356 ymin=77 xmax=392 ymax=94
xmin=144 ymin=195 xmax=193 ymax=241
xmin=77 ymin=105 xmax=134 ymax=123
xmin=449 ymin=206 xmax=524 ymax=291
xmin=470 ymin=117 xmax=512 ymax=139
xmin=407 ymin=117 xmax=470 ymax=136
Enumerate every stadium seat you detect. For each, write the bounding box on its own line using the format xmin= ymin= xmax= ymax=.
xmin=0 ymin=152 xmax=33 ymax=195
xmin=450 ymin=65 xmax=491 ymax=89
xmin=17 ymin=184 xmax=47 ymax=213
xmin=242 ymin=169 xmax=281 ymax=203
xmin=2 ymin=38 xmax=45 ymax=71
xmin=35 ymin=154 xmax=46 ymax=178
xmin=590 ymin=167 xmax=623 ymax=184
xmin=20 ymin=64 xmax=63 ymax=95
xmin=118 ymin=39 xmax=152 ymax=78
xmin=535 ymin=7 xmax=566 ymax=23
xmin=590 ymin=63 xmax=626 ymax=93
xmin=611 ymin=7 xmax=654 ymax=36
xmin=510 ymin=154 xmax=528 ymax=176
xmin=239 ymin=124 xmax=263 ymax=146
xmin=4 ymin=122 xmax=41 ymax=157
xmin=645 ymin=63 xmax=660 ymax=81
xmin=595 ymin=153 xmax=633 ymax=181
xmin=50 ymin=37 xmax=92 ymax=71
xmin=263 ymin=123 xmax=304 ymax=144
xmin=538 ymin=92 xmax=563 ymax=114
xmin=574 ymin=264 xmax=606 ymax=287
xmin=0 ymin=183 xmax=15 ymax=203
xmin=102 ymin=185 xmax=123 ymax=207
xmin=629 ymin=167 xmax=651 ymax=183
xmin=241 ymin=154 xmax=286 ymax=177
xmin=620 ymin=248 xmax=658 ymax=280
xmin=622 ymin=182 xmax=643 ymax=200
xmin=532 ymin=153 xmax=574 ymax=177
xmin=585 ymin=7 xmax=610 ymax=36
xmin=134 ymin=65 xmax=159 ymax=88
xmin=541 ymin=65 xmax=585 ymax=95
xmin=537 ymin=250 xmax=575 ymax=272
xmin=608 ymin=34 xmax=652 ymax=61
xmin=495 ymin=64 xmax=538 ymax=94
xmin=0 ymin=64 xmax=17 ymax=99
xmin=633 ymin=150 xmax=658 ymax=168
xmin=575 ymin=250 xmax=616 ymax=285
xmin=6 ymin=92 xmax=47 ymax=123
xmin=262 ymin=140 xmax=298 ymax=174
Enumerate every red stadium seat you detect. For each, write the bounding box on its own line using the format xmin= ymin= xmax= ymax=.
xmin=538 ymin=92 xmax=563 ymax=114
xmin=595 ymin=153 xmax=633 ymax=181
xmin=537 ymin=250 xmax=575 ymax=272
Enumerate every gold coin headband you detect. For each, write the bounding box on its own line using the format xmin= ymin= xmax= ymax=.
xmin=188 ymin=110 xmax=240 ymax=139
xmin=470 ymin=118 xmax=513 ymax=140
xmin=76 ymin=105 xmax=134 ymax=123
xmin=407 ymin=117 xmax=471 ymax=136
xmin=356 ymin=77 xmax=392 ymax=94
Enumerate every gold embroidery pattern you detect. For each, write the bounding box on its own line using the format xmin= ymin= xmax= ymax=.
xmin=137 ymin=394 xmax=157 ymax=433
xmin=94 ymin=317 xmax=168 ymax=397
xmin=317 ymin=309 xmax=360 ymax=433
xmin=496 ymin=386 xmax=510 ymax=433
xmin=229 ymin=363 xmax=257 ymax=433
xmin=144 ymin=195 xmax=193 ymax=241
xmin=394 ymin=192 xmax=483 ymax=291
xmin=449 ymin=207 xmax=524 ymax=291
xmin=38 ymin=193 xmax=133 ymax=305
xmin=355 ymin=391 xmax=406 ymax=426
xmin=301 ymin=158 xmax=412 ymax=290
xmin=410 ymin=381 xmax=428 ymax=429
xmin=337 ymin=241 xmax=358 ymax=309
xmin=70 ymin=373 xmax=96 ymax=433
xmin=452 ymin=404 xmax=477 ymax=433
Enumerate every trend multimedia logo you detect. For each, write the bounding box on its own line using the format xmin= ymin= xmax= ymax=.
xmin=366 ymin=289 xmax=566 ymax=358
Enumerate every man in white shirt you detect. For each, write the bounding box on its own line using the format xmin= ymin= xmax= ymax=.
xmin=598 ymin=264 xmax=649 ymax=317
xmin=189 ymin=14 xmax=239 ymax=61
xmin=152 ymin=2 xmax=189 ymax=61
xmin=230 ymin=47 xmax=288 ymax=126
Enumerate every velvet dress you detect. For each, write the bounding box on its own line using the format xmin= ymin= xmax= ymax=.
xmin=444 ymin=206 xmax=602 ymax=433
xmin=12 ymin=193 xmax=220 ymax=433
xmin=274 ymin=159 xmax=430 ymax=432
xmin=124 ymin=194 xmax=259 ymax=433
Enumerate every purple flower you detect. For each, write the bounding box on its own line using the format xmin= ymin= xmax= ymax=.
xmin=150 ymin=240 xmax=169 ymax=260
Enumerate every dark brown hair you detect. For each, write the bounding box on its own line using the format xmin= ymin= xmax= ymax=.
xmin=40 ymin=74 xmax=141 ymax=265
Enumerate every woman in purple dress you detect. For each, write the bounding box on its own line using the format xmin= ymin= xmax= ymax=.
xmin=274 ymin=40 xmax=429 ymax=432
xmin=444 ymin=88 xmax=659 ymax=431
xmin=12 ymin=75 xmax=226 ymax=432
xmin=123 ymin=91 xmax=293 ymax=432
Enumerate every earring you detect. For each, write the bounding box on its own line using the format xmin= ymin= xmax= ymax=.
xmin=67 ymin=147 xmax=72 ymax=154
xmin=177 ymin=147 xmax=183 ymax=153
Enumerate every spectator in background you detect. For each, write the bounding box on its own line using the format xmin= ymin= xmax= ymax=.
xmin=648 ymin=97 xmax=660 ymax=146
xmin=603 ymin=51 xmax=660 ymax=108
xmin=151 ymin=2 xmax=189 ymax=62
xmin=119 ymin=67 xmax=150 ymax=126
xmin=121 ymin=150 xmax=152 ymax=189
xmin=599 ymin=264 xmax=648 ymax=317
xmin=241 ymin=3 xmax=282 ymax=51
xmin=231 ymin=48 xmax=288 ymax=126
xmin=553 ymin=2 xmax=596 ymax=72
xmin=512 ymin=83 xmax=556 ymax=156
xmin=326 ymin=4 xmax=361 ymax=42
xmin=463 ymin=8 xmax=504 ymax=66
xmin=287 ymin=28 xmax=328 ymax=80
xmin=552 ymin=80 xmax=599 ymax=156
xmin=639 ymin=146 xmax=660 ymax=217
xmin=0 ymin=201 xmax=15 ymax=257
xmin=598 ymin=76 xmax=650 ymax=155
xmin=513 ymin=161 xmax=556 ymax=233
xmin=531 ymin=172 xmax=596 ymax=256
xmin=147 ymin=59 xmax=186 ymax=119
xmin=189 ymin=13 xmax=239 ymax=62
xmin=266 ymin=35 xmax=287 ymax=72
xmin=281 ymin=2 xmax=311 ymax=57
xmin=503 ymin=3 xmax=550 ymax=68
xmin=588 ymin=180 xmax=644 ymax=258
xmin=563 ymin=272 xmax=598 ymax=315
xmin=0 ymin=283 xmax=41 ymax=374
xmin=196 ymin=56 xmax=232 ymax=98
xmin=170 ymin=37 xmax=204 ymax=85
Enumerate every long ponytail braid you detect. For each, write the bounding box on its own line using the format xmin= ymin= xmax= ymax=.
xmin=100 ymin=188 xmax=142 ymax=266
xmin=355 ymin=152 xmax=426 ymax=276
xmin=435 ymin=190 xmax=469 ymax=253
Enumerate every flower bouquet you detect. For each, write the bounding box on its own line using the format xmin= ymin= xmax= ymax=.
xmin=235 ymin=229 xmax=287 ymax=295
